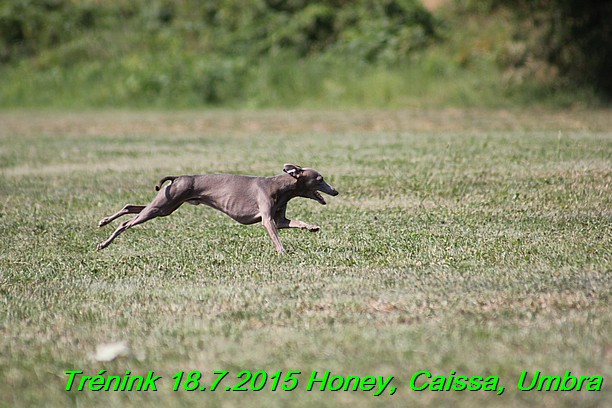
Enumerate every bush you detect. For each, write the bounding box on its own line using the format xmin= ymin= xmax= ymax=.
xmin=0 ymin=0 xmax=441 ymax=107
xmin=0 ymin=0 xmax=439 ymax=64
xmin=470 ymin=0 xmax=612 ymax=99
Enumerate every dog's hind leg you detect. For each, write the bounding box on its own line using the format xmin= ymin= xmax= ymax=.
xmin=97 ymin=180 xmax=193 ymax=250
xmin=96 ymin=206 xmax=164 ymax=250
xmin=98 ymin=205 xmax=147 ymax=227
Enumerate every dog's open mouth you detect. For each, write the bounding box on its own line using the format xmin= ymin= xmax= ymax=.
xmin=313 ymin=191 xmax=327 ymax=205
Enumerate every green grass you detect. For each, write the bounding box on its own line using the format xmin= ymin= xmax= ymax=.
xmin=0 ymin=109 xmax=610 ymax=407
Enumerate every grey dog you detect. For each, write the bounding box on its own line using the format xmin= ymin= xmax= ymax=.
xmin=97 ymin=164 xmax=338 ymax=253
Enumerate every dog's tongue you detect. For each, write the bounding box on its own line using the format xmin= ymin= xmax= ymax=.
xmin=314 ymin=191 xmax=327 ymax=205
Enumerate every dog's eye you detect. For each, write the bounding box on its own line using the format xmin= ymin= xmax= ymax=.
xmin=316 ymin=176 xmax=323 ymax=182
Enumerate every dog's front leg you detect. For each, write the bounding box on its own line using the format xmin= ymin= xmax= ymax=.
xmin=276 ymin=218 xmax=320 ymax=232
xmin=262 ymin=216 xmax=285 ymax=254
xmin=274 ymin=207 xmax=319 ymax=232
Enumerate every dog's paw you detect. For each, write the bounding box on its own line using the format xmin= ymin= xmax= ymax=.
xmin=96 ymin=242 xmax=106 ymax=251
xmin=98 ymin=218 xmax=110 ymax=227
xmin=307 ymin=225 xmax=320 ymax=232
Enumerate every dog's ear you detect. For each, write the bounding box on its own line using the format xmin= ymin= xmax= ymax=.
xmin=283 ymin=164 xmax=303 ymax=179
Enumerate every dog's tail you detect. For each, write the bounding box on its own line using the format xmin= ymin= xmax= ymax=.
xmin=155 ymin=176 xmax=178 ymax=191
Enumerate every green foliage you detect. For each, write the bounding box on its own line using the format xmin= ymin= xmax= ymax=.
xmin=0 ymin=0 xmax=438 ymax=62
xmin=0 ymin=0 xmax=445 ymax=107
xmin=0 ymin=0 xmax=608 ymax=107
xmin=460 ymin=0 xmax=612 ymax=100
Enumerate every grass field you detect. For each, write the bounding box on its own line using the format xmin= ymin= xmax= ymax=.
xmin=0 ymin=109 xmax=610 ymax=407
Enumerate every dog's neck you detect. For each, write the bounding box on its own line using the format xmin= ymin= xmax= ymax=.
xmin=269 ymin=173 xmax=302 ymax=204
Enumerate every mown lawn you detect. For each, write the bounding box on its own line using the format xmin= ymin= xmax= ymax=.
xmin=0 ymin=109 xmax=610 ymax=407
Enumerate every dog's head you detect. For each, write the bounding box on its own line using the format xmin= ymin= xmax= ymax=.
xmin=283 ymin=163 xmax=338 ymax=205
